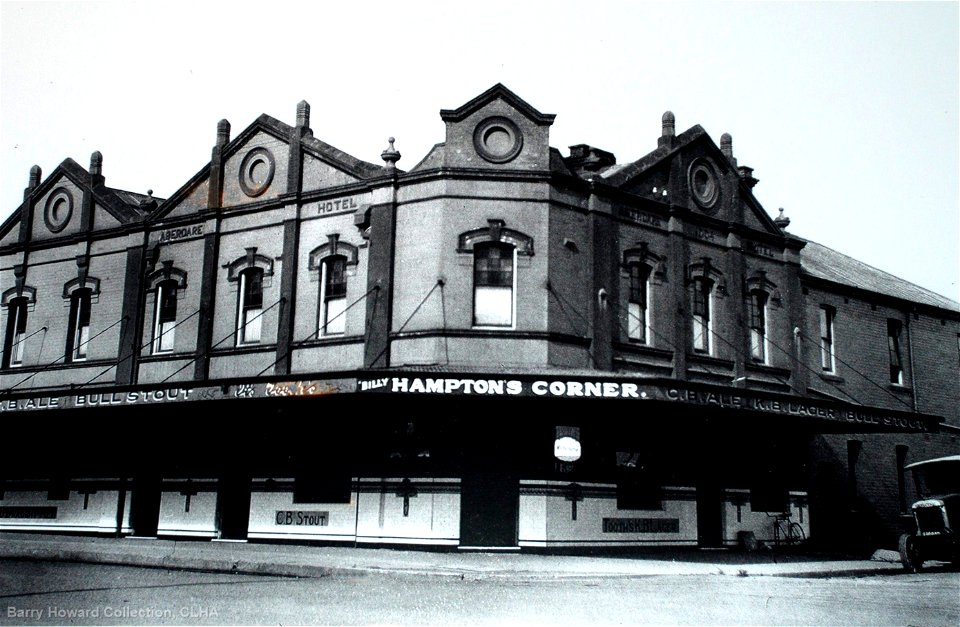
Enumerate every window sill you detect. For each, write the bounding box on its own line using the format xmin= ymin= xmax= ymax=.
xmin=687 ymin=353 xmax=735 ymax=370
xmin=818 ymin=372 xmax=845 ymax=384
xmin=745 ymin=362 xmax=792 ymax=378
xmin=888 ymin=383 xmax=912 ymax=393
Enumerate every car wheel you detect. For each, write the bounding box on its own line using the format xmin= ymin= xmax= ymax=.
xmin=899 ymin=533 xmax=923 ymax=573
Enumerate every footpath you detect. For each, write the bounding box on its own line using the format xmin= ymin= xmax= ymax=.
xmin=0 ymin=533 xmax=908 ymax=580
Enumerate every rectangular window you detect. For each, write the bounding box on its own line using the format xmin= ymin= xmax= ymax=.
xmin=887 ymin=319 xmax=903 ymax=385
xmin=692 ymin=278 xmax=711 ymax=354
xmin=3 ymin=298 xmax=28 ymax=367
xmin=320 ymin=257 xmax=347 ymax=336
xmin=819 ymin=305 xmax=835 ymax=373
xmin=67 ymin=289 xmax=92 ymax=362
xmin=628 ymin=265 xmax=649 ymax=343
xmin=474 ymin=243 xmax=515 ymax=327
xmin=748 ymin=291 xmax=768 ymax=363
xmin=238 ymin=270 xmax=263 ymax=344
xmin=153 ymin=282 xmax=178 ymax=354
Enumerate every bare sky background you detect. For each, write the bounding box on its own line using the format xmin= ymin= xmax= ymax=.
xmin=1 ymin=1 xmax=958 ymax=301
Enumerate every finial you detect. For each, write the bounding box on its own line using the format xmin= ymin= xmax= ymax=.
xmin=139 ymin=189 xmax=157 ymax=210
xmin=90 ymin=150 xmax=103 ymax=175
xmin=296 ymin=100 xmax=310 ymax=128
xmin=774 ymin=207 xmax=791 ymax=230
xmin=381 ymin=137 xmax=401 ymax=169
xmin=28 ymin=165 xmax=41 ymax=188
xmin=661 ymin=111 xmax=675 ymax=138
xmin=216 ymin=119 xmax=231 ymax=146
xmin=720 ymin=133 xmax=736 ymax=166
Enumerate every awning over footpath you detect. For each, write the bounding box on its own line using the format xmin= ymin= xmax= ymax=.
xmin=0 ymin=369 xmax=942 ymax=434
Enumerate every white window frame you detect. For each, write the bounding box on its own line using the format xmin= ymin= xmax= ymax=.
xmin=152 ymin=281 xmax=178 ymax=354
xmin=819 ymin=305 xmax=836 ymax=373
xmin=748 ymin=290 xmax=768 ymax=364
xmin=628 ymin=264 xmax=651 ymax=344
xmin=319 ymin=256 xmax=347 ymax=336
xmin=692 ymin=278 xmax=712 ymax=355
xmin=5 ymin=298 xmax=27 ymax=367
xmin=887 ymin=319 xmax=904 ymax=385
xmin=69 ymin=289 xmax=91 ymax=362
xmin=472 ymin=243 xmax=517 ymax=329
xmin=237 ymin=269 xmax=263 ymax=345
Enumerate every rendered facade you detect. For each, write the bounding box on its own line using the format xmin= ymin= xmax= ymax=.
xmin=1 ymin=84 xmax=957 ymax=552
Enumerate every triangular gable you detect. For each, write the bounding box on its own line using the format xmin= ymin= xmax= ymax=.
xmin=15 ymin=158 xmax=147 ymax=242
xmin=150 ymin=164 xmax=211 ymax=221
xmin=153 ymin=113 xmax=387 ymax=220
xmin=440 ymin=83 xmax=556 ymax=126
xmin=0 ymin=208 xmax=21 ymax=246
xmin=603 ymin=126 xmax=783 ymax=235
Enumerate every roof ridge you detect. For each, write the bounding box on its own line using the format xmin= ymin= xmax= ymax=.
xmin=799 ymin=236 xmax=959 ymax=309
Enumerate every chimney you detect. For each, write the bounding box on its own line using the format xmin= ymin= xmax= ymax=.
xmin=566 ymin=144 xmax=616 ymax=174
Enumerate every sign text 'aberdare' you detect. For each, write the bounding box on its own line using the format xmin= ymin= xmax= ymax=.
xmin=157 ymin=224 xmax=204 ymax=243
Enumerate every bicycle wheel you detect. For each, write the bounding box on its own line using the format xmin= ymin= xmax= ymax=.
xmin=787 ymin=522 xmax=806 ymax=544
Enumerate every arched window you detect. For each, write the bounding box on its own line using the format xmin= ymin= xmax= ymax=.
xmin=473 ymin=241 xmax=515 ymax=327
xmin=748 ymin=289 xmax=768 ymax=363
xmin=319 ymin=255 xmax=347 ymax=336
xmin=153 ymin=279 xmax=179 ymax=354
xmin=67 ymin=288 xmax=92 ymax=361
xmin=309 ymin=235 xmax=359 ymax=338
xmin=145 ymin=263 xmax=187 ymax=356
xmin=237 ymin=268 xmax=264 ymax=345
xmin=691 ymin=277 xmax=712 ymax=354
xmin=2 ymin=297 xmax=28 ymax=368
xmin=628 ymin=264 xmax=651 ymax=343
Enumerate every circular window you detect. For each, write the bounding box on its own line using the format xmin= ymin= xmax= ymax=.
xmin=239 ymin=147 xmax=276 ymax=197
xmin=689 ymin=160 xmax=720 ymax=210
xmin=473 ymin=117 xmax=523 ymax=164
xmin=43 ymin=187 xmax=74 ymax=233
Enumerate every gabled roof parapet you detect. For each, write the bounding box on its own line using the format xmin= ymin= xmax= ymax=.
xmin=440 ymin=83 xmax=556 ymax=125
xmin=245 ymin=113 xmax=387 ymax=178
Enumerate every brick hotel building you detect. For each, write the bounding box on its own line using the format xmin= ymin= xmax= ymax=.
xmin=1 ymin=84 xmax=957 ymax=552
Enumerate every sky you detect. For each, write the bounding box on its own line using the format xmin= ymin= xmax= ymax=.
xmin=1 ymin=1 xmax=958 ymax=302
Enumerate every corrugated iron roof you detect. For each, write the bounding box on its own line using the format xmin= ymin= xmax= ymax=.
xmin=799 ymin=238 xmax=959 ymax=312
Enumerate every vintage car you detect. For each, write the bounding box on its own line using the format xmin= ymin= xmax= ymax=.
xmin=898 ymin=454 xmax=960 ymax=572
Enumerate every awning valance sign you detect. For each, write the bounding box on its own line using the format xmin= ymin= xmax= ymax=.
xmin=356 ymin=374 xmax=939 ymax=434
xmin=0 ymin=372 xmax=940 ymax=433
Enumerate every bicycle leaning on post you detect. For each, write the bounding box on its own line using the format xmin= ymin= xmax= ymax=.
xmin=767 ymin=511 xmax=806 ymax=547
